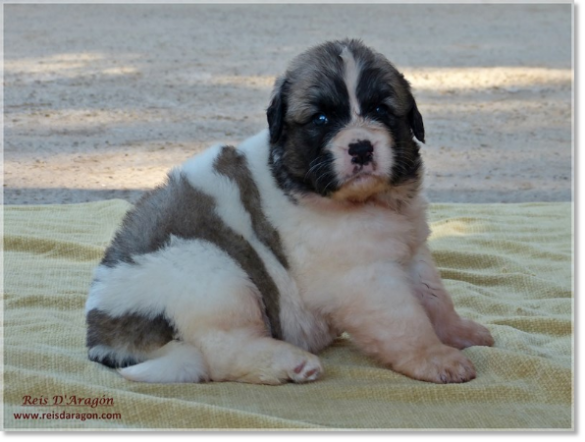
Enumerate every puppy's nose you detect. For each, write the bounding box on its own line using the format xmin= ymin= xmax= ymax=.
xmin=348 ymin=140 xmax=374 ymax=166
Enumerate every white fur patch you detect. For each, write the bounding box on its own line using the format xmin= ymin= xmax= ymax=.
xmin=340 ymin=46 xmax=361 ymax=118
xmin=88 ymin=237 xmax=264 ymax=335
xmin=118 ymin=341 xmax=208 ymax=383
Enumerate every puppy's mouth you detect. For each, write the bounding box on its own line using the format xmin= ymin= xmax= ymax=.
xmin=352 ymin=157 xmax=377 ymax=172
xmin=342 ymin=163 xmax=386 ymax=185
xmin=346 ymin=169 xmax=379 ymax=184
xmin=332 ymin=170 xmax=389 ymax=203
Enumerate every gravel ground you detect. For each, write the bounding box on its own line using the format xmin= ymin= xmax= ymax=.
xmin=3 ymin=3 xmax=573 ymax=205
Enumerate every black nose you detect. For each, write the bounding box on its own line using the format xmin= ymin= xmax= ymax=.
xmin=348 ymin=140 xmax=374 ymax=166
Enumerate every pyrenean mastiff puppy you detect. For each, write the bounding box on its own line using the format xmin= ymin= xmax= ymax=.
xmin=86 ymin=39 xmax=494 ymax=385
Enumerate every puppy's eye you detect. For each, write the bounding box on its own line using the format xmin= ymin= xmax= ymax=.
xmin=313 ymin=113 xmax=329 ymax=126
xmin=374 ymin=105 xmax=389 ymax=116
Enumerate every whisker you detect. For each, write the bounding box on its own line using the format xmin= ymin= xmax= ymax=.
xmin=307 ymin=158 xmax=336 ymax=189
xmin=305 ymin=159 xmax=330 ymax=180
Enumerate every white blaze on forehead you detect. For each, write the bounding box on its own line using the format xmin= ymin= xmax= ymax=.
xmin=339 ymin=46 xmax=361 ymax=118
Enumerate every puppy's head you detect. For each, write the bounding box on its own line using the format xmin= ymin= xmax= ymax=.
xmin=267 ymin=39 xmax=424 ymax=203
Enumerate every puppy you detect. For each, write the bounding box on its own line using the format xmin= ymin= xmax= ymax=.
xmin=86 ymin=39 xmax=494 ymax=385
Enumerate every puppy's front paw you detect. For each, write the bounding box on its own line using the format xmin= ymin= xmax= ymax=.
xmin=395 ymin=345 xmax=476 ymax=384
xmin=441 ymin=319 xmax=494 ymax=350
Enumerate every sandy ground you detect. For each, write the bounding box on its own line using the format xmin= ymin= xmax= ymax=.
xmin=3 ymin=3 xmax=573 ymax=205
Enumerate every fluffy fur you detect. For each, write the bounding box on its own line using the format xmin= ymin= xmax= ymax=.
xmin=86 ymin=39 xmax=493 ymax=385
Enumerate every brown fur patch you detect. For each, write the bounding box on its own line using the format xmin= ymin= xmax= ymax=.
xmin=86 ymin=309 xmax=174 ymax=367
xmin=213 ymin=145 xmax=289 ymax=269
xmin=172 ymin=175 xmax=283 ymax=340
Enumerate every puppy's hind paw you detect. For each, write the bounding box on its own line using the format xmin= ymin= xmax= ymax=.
xmin=287 ymin=353 xmax=323 ymax=383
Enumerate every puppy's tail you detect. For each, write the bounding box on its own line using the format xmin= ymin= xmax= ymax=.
xmin=117 ymin=341 xmax=209 ymax=383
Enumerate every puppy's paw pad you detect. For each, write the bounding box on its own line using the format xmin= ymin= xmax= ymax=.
xmin=287 ymin=354 xmax=322 ymax=383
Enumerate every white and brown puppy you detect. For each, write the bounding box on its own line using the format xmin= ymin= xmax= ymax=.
xmin=86 ymin=39 xmax=494 ymax=385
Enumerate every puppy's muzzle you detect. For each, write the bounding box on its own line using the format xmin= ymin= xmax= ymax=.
xmin=348 ymin=140 xmax=374 ymax=166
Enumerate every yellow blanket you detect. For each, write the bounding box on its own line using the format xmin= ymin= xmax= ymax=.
xmin=2 ymin=200 xmax=573 ymax=430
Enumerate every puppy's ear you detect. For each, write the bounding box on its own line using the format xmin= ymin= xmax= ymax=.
xmin=267 ymin=78 xmax=288 ymax=144
xmin=408 ymin=98 xmax=425 ymax=144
